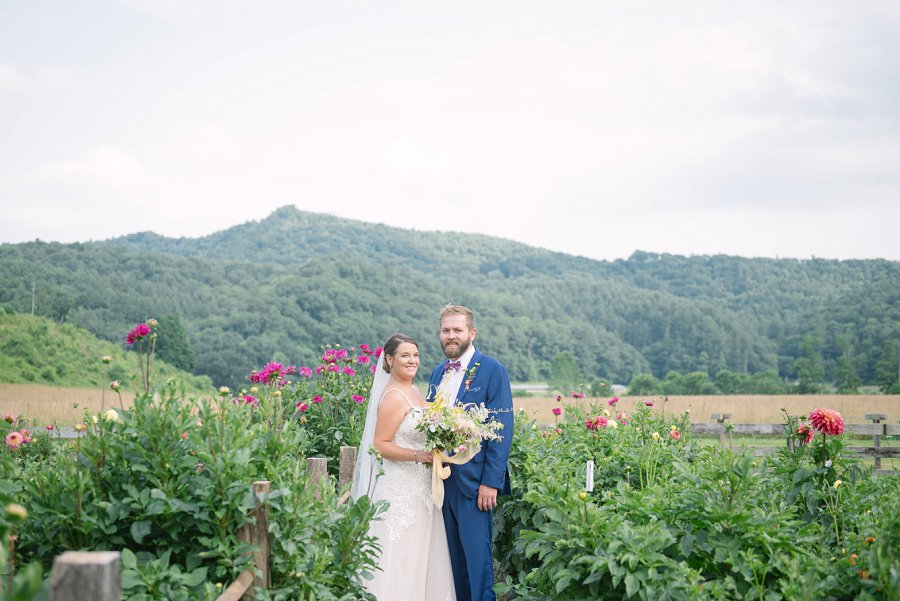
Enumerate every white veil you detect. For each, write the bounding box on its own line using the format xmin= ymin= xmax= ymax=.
xmin=350 ymin=352 xmax=389 ymax=500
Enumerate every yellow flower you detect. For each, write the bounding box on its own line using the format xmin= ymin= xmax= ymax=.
xmin=578 ymin=491 xmax=588 ymax=501
xmin=147 ymin=318 xmax=158 ymax=327
xmin=218 ymin=386 xmax=231 ymax=395
xmin=5 ymin=503 xmax=27 ymax=521
xmin=104 ymin=409 xmax=120 ymax=422
xmin=652 ymin=432 xmax=660 ymax=440
xmin=250 ymin=386 xmax=258 ymax=394
xmin=273 ymin=390 xmax=282 ymax=398
xmin=74 ymin=423 xmax=87 ymax=433
xmin=101 ymin=355 xmax=113 ymax=364
xmin=833 ymin=480 xmax=843 ymax=490
xmin=670 ymin=425 xmax=677 ymax=431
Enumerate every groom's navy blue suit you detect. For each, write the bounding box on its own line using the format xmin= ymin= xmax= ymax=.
xmin=428 ymin=349 xmax=514 ymax=601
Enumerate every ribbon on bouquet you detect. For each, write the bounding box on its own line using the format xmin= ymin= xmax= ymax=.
xmin=430 ymin=446 xmax=480 ymax=508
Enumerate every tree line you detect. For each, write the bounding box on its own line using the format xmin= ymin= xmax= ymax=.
xmin=0 ymin=206 xmax=897 ymax=392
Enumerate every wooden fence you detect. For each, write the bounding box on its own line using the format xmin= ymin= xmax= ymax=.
xmin=691 ymin=413 xmax=899 ymax=475
xmin=44 ymin=449 xmax=359 ymax=601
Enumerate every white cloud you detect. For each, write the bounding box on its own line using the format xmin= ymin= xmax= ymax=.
xmin=0 ymin=63 xmax=29 ymax=92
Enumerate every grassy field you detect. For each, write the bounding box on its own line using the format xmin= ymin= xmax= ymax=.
xmin=1 ymin=383 xmax=138 ymax=426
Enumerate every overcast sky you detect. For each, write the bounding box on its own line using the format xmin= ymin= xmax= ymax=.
xmin=2 ymin=0 xmax=899 ymax=261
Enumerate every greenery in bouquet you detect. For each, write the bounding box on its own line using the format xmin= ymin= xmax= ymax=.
xmin=415 ymin=391 xmax=503 ymax=457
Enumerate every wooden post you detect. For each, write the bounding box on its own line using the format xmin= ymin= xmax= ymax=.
xmin=237 ymin=481 xmax=270 ymax=600
xmin=711 ymin=414 xmax=731 ymax=448
xmin=50 ymin=551 xmax=120 ymax=601
xmin=306 ymin=457 xmax=328 ymax=499
xmin=865 ymin=414 xmax=887 ymax=471
xmin=339 ymin=446 xmax=357 ymax=491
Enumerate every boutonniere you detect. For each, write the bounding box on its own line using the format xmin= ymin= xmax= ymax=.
xmin=464 ymin=362 xmax=480 ymax=391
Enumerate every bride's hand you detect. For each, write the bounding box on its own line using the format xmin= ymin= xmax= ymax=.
xmin=415 ymin=450 xmax=433 ymax=463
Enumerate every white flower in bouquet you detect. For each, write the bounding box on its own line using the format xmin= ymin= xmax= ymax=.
xmin=416 ymin=391 xmax=503 ymax=456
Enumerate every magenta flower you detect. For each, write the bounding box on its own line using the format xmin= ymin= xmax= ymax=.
xmin=125 ymin=323 xmax=151 ymax=345
xmin=322 ymin=349 xmax=338 ymax=364
xmin=327 ymin=364 xmax=339 ymax=373
xmin=370 ymin=365 xmax=377 ymax=374
xmin=45 ymin=425 xmax=54 ymax=431
xmin=556 ymin=395 xmax=562 ymax=402
xmin=572 ymin=392 xmax=585 ymax=399
xmin=375 ymin=346 xmax=383 ymax=358
xmin=552 ymin=407 xmax=562 ymax=416
xmin=645 ymin=401 xmax=654 ymax=407
xmin=242 ymin=394 xmax=258 ymax=407
xmin=19 ymin=429 xmax=32 ymax=443
xmin=343 ymin=366 xmax=356 ymax=376
xmin=316 ymin=365 xmax=326 ymax=375
xmin=296 ymin=402 xmax=309 ymax=412
xmin=617 ymin=412 xmax=628 ymax=426
xmin=809 ymin=408 xmax=845 ymax=436
xmin=797 ymin=423 xmax=814 ymax=444
xmin=585 ymin=416 xmax=608 ymax=431
xmin=359 ymin=343 xmax=372 ymax=355
xmin=356 ymin=355 xmax=371 ymax=365
xmin=352 ymin=395 xmax=365 ymax=404
xmin=607 ymin=397 xmax=619 ymax=407
xmin=298 ymin=367 xmax=313 ymax=378
xmin=257 ymin=362 xmax=285 ymax=384
xmin=312 ymin=395 xmax=323 ymax=404
xmin=285 ymin=365 xmax=297 ymax=375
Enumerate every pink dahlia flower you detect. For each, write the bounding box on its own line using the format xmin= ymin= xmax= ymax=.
xmin=125 ymin=322 xmax=151 ymax=345
xmin=585 ymin=416 xmax=609 ymax=431
xmin=552 ymin=407 xmax=562 ymax=416
xmin=809 ymin=408 xmax=845 ymax=436
xmin=352 ymin=395 xmax=365 ymax=404
xmin=669 ymin=429 xmax=681 ymax=441
xmin=607 ymin=397 xmax=619 ymax=407
xmin=5 ymin=431 xmax=24 ymax=450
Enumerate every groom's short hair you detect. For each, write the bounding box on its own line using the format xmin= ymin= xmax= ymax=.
xmin=440 ymin=304 xmax=475 ymax=330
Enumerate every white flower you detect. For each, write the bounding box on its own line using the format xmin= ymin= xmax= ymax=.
xmin=104 ymin=409 xmax=119 ymax=422
xmin=825 ymin=460 xmax=833 ymax=468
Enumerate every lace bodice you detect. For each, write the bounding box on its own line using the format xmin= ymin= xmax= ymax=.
xmin=376 ymin=407 xmax=434 ymax=540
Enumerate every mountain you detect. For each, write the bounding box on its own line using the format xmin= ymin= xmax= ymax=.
xmin=0 ymin=205 xmax=897 ymax=390
xmin=0 ymin=311 xmax=211 ymax=390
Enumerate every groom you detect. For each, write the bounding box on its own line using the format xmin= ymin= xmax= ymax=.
xmin=427 ymin=304 xmax=514 ymax=601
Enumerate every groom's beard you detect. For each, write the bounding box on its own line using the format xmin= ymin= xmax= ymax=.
xmin=441 ymin=337 xmax=471 ymax=360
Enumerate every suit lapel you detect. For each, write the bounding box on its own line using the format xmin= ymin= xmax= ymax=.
xmin=455 ymin=349 xmax=483 ymax=403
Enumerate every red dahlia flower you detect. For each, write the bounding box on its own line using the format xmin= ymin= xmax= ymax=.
xmin=809 ymin=408 xmax=845 ymax=436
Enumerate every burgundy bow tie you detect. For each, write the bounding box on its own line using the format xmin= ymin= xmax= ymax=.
xmin=444 ymin=360 xmax=462 ymax=374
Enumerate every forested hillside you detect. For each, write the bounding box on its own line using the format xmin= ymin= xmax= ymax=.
xmin=0 ymin=206 xmax=897 ymax=390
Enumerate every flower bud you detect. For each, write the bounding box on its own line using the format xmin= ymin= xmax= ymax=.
xmin=5 ymin=503 xmax=27 ymax=522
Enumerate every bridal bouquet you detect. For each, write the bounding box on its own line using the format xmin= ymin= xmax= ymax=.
xmin=416 ymin=391 xmax=503 ymax=455
xmin=416 ymin=391 xmax=504 ymax=507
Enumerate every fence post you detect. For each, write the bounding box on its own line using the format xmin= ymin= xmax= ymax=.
xmin=237 ymin=480 xmax=270 ymax=600
xmin=339 ymin=446 xmax=358 ymax=491
xmin=864 ymin=414 xmax=887 ymax=470
xmin=50 ymin=551 xmax=120 ymax=601
xmin=306 ymin=457 xmax=328 ymax=500
xmin=711 ymin=414 xmax=731 ymax=448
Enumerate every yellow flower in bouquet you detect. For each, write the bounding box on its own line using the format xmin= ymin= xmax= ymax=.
xmin=417 ymin=390 xmax=504 ymax=508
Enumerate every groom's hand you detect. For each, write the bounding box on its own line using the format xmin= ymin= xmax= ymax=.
xmin=477 ymin=484 xmax=498 ymax=512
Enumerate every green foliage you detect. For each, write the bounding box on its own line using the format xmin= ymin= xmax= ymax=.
xmin=1 ymin=209 xmax=897 ymax=390
xmin=549 ymin=351 xmax=581 ymax=393
xmin=0 ymin=312 xmax=210 ymax=391
xmin=2 ymin=377 xmax=380 ymax=599
xmin=494 ymin=403 xmax=900 ymax=600
xmin=154 ymin=314 xmax=196 ymax=372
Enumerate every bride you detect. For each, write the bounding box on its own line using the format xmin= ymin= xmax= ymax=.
xmin=350 ymin=333 xmax=456 ymax=601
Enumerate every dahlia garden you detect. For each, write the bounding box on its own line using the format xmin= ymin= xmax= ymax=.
xmin=1 ymin=322 xmax=899 ymax=599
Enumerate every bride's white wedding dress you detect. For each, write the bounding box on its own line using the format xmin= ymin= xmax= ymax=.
xmin=363 ymin=391 xmax=456 ymax=601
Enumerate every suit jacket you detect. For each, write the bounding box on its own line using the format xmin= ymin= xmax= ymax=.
xmin=427 ymin=349 xmax=514 ymax=498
